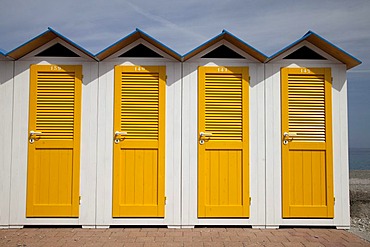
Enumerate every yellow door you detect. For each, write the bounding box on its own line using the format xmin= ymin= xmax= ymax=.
xmin=27 ymin=65 xmax=82 ymax=217
xmin=198 ymin=66 xmax=249 ymax=218
xmin=281 ymin=67 xmax=334 ymax=218
xmin=113 ymin=66 xmax=165 ymax=217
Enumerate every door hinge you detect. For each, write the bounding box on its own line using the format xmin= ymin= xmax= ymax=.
xmin=331 ymin=77 xmax=333 ymax=82
xmin=165 ymin=75 xmax=168 ymax=81
xmin=249 ymin=197 xmax=251 ymax=205
xmin=334 ymin=197 xmax=335 ymax=205
xmin=79 ymin=196 xmax=81 ymax=205
xmin=164 ymin=196 xmax=167 ymax=205
xmin=249 ymin=76 xmax=251 ymax=81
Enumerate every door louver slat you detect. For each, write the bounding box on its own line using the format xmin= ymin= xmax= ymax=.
xmin=205 ymin=73 xmax=243 ymax=141
xmin=288 ymin=74 xmax=326 ymax=142
xmin=36 ymin=71 xmax=75 ymax=140
xmin=121 ymin=73 xmax=159 ymax=139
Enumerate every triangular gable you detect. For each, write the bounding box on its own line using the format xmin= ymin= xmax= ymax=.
xmin=283 ymin=46 xmax=326 ymax=60
xmin=35 ymin=43 xmax=79 ymax=57
xmin=267 ymin=31 xmax=361 ymax=69
xmin=97 ymin=29 xmax=181 ymax=61
xmin=119 ymin=44 xmax=163 ymax=58
xmin=183 ymin=30 xmax=267 ymax=62
xmin=7 ymin=27 xmax=96 ymax=61
xmin=201 ymin=45 xmax=244 ymax=59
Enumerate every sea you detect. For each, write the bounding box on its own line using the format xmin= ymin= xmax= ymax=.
xmin=349 ymin=148 xmax=370 ymax=170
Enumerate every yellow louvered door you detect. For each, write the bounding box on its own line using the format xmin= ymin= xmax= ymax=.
xmin=27 ymin=65 xmax=82 ymax=217
xmin=198 ymin=66 xmax=249 ymax=218
xmin=113 ymin=66 xmax=165 ymax=217
xmin=281 ymin=68 xmax=334 ymax=218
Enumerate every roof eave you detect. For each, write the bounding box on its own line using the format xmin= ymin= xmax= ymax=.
xmin=7 ymin=28 xmax=97 ymax=61
xmin=0 ymin=51 xmax=12 ymax=60
xmin=136 ymin=29 xmax=181 ymax=61
xmin=96 ymin=30 xmax=140 ymax=61
xmin=47 ymin=27 xmax=97 ymax=61
xmin=182 ymin=32 xmax=224 ymax=61
xmin=305 ymin=33 xmax=361 ymax=69
xmin=223 ymin=31 xmax=267 ymax=62
xmin=183 ymin=30 xmax=267 ymax=62
xmin=7 ymin=30 xmax=56 ymax=60
xmin=266 ymin=31 xmax=362 ymax=70
xmin=96 ymin=29 xmax=181 ymax=61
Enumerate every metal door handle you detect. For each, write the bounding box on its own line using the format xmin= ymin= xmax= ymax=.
xmin=283 ymin=132 xmax=297 ymax=137
xmin=200 ymin=132 xmax=212 ymax=137
xmin=30 ymin=130 xmax=42 ymax=135
xmin=283 ymin=132 xmax=297 ymax=145
xmin=114 ymin=131 xmax=128 ymax=144
xmin=115 ymin=131 xmax=128 ymax=136
xmin=29 ymin=130 xmax=42 ymax=144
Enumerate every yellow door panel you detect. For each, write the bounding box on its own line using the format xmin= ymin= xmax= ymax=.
xmin=27 ymin=65 xmax=82 ymax=217
xmin=281 ymin=68 xmax=334 ymax=218
xmin=113 ymin=66 xmax=165 ymax=217
xmin=198 ymin=66 xmax=249 ymax=218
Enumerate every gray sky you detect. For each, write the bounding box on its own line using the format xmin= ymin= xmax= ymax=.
xmin=1 ymin=0 xmax=369 ymax=148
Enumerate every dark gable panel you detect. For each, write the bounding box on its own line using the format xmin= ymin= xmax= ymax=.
xmin=201 ymin=45 xmax=244 ymax=59
xmin=36 ymin=43 xmax=80 ymax=57
xmin=284 ymin=46 xmax=326 ymax=60
xmin=119 ymin=44 xmax=163 ymax=57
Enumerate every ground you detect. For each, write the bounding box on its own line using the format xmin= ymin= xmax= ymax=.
xmin=350 ymin=170 xmax=370 ymax=241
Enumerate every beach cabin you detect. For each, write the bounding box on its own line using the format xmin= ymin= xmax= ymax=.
xmin=1 ymin=28 xmax=99 ymax=227
xmin=265 ymin=31 xmax=361 ymax=229
xmin=181 ymin=31 xmax=267 ymax=228
xmin=0 ymin=28 xmax=361 ymax=229
xmin=95 ymin=29 xmax=182 ymax=227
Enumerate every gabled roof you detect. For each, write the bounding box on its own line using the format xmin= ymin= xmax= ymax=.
xmin=267 ymin=31 xmax=361 ymax=69
xmin=7 ymin=27 xmax=96 ymax=60
xmin=183 ymin=30 xmax=267 ymax=62
xmin=96 ymin=28 xmax=181 ymax=61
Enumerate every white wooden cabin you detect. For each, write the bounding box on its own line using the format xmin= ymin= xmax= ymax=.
xmin=2 ymin=28 xmax=99 ymax=228
xmin=181 ymin=30 xmax=267 ymax=228
xmin=95 ymin=29 xmax=182 ymax=228
xmin=265 ymin=31 xmax=361 ymax=229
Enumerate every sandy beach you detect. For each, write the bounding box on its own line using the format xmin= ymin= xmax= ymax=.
xmin=349 ymin=170 xmax=370 ymax=241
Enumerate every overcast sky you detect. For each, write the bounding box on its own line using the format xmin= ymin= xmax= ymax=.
xmin=1 ymin=0 xmax=369 ymax=148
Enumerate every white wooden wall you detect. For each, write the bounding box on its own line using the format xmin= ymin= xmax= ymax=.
xmin=0 ymin=60 xmax=14 ymax=228
xmin=96 ymin=56 xmax=182 ymax=227
xmin=265 ymin=42 xmax=350 ymax=229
